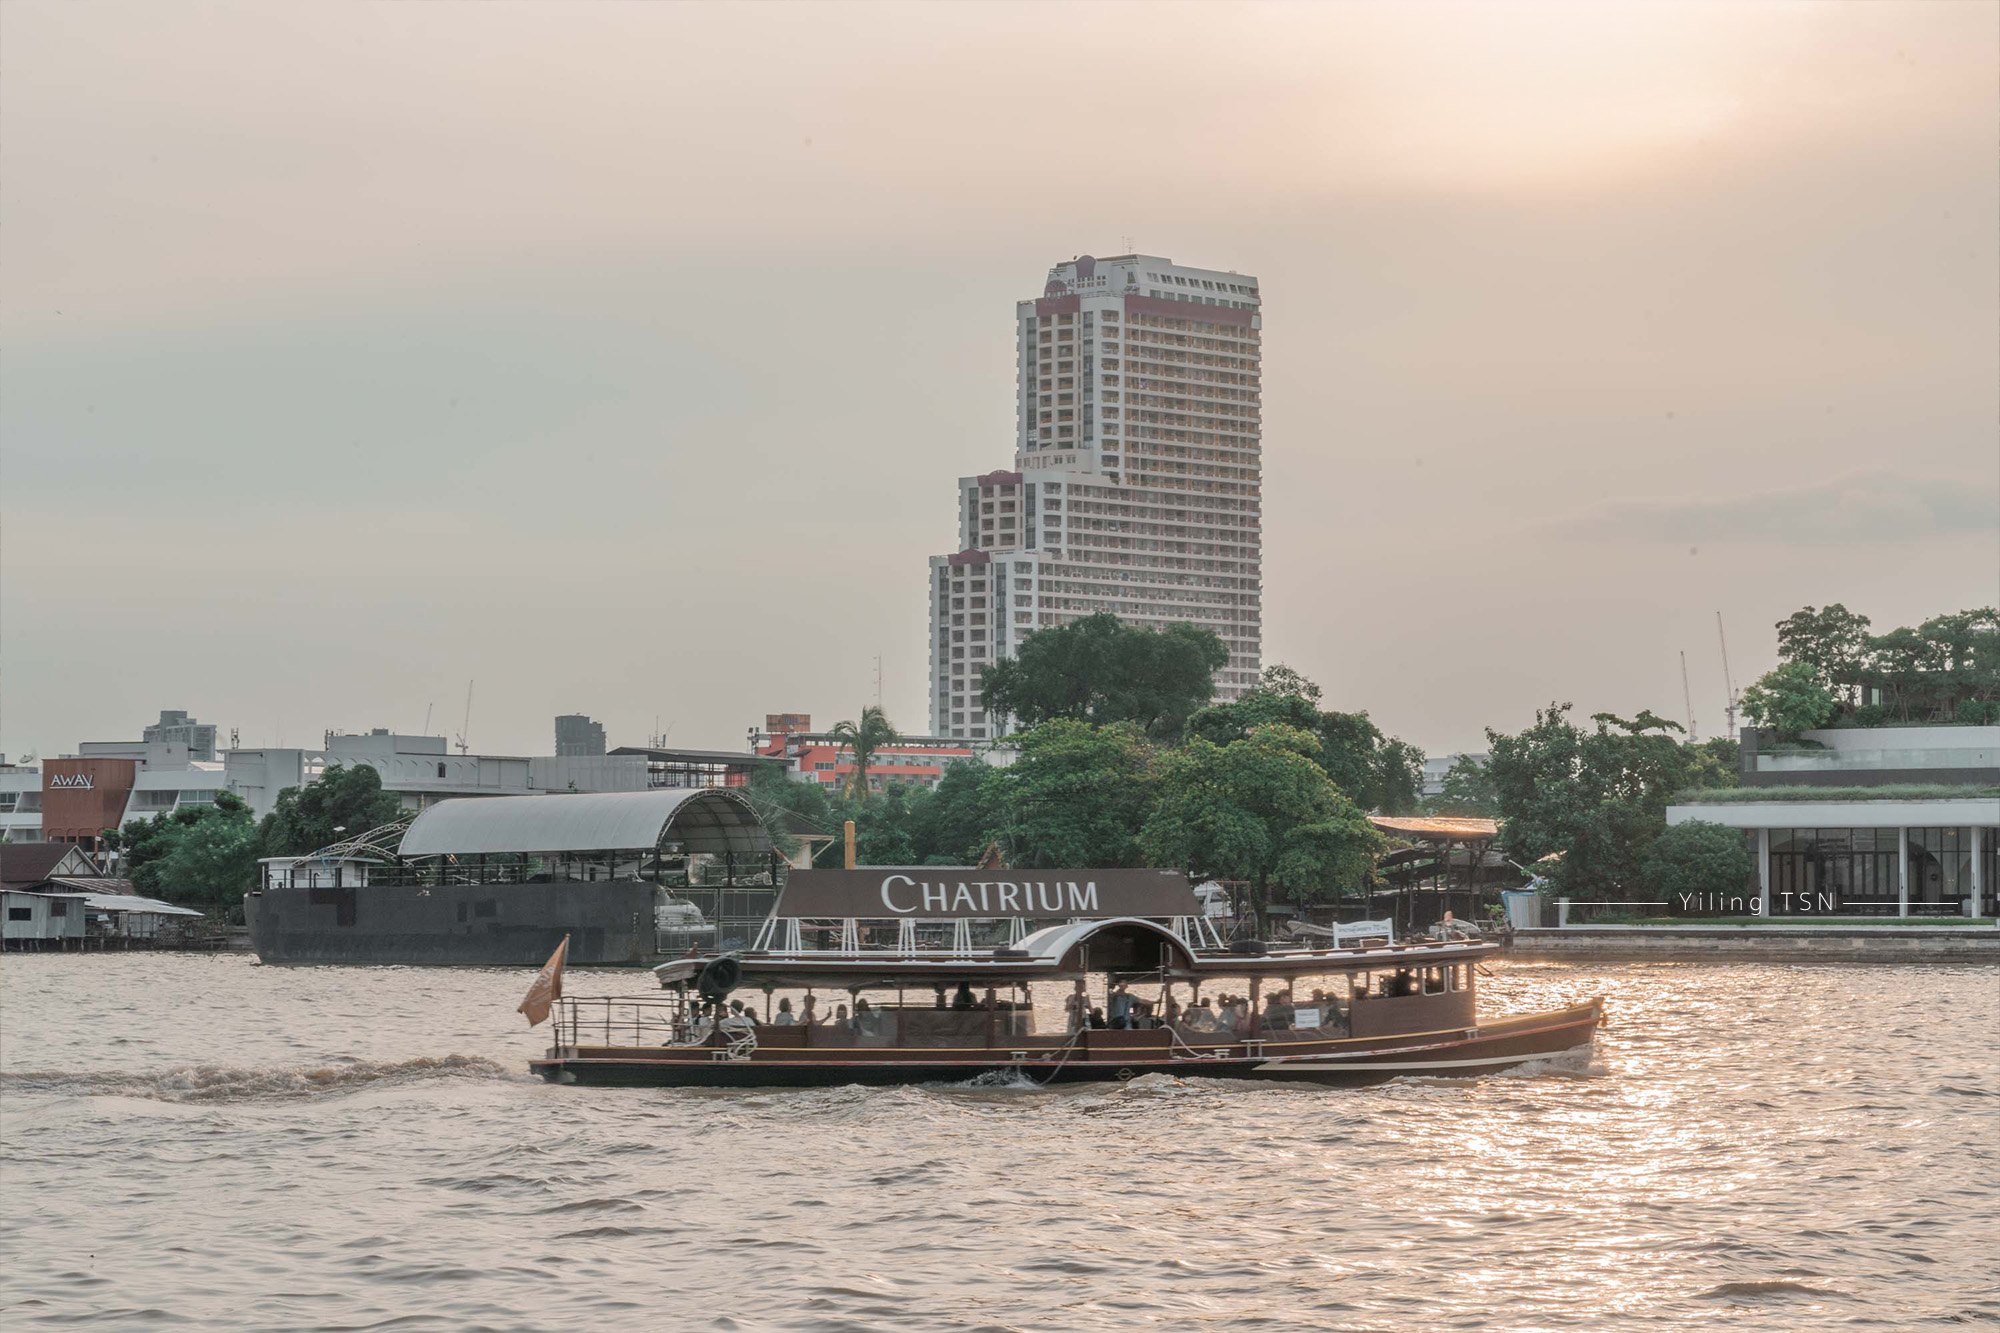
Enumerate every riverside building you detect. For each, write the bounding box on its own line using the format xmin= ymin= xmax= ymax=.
xmin=1665 ymin=725 xmax=2000 ymax=917
xmin=928 ymin=254 xmax=1264 ymax=739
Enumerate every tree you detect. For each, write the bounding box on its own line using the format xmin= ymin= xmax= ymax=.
xmin=121 ymin=791 xmax=261 ymax=909
xmin=980 ymin=612 xmax=1228 ymax=739
xmin=991 ymin=720 xmax=1158 ymax=868
xmin=1739 ymin=662 xmax=1836 ymax=736
xmin=740 ymin=761 xmax=839 ymax=865
xmin=1424 ymin=754 xmax=1500 ymax=817
xmin=1140 ymin=724 xmax=1384 ymax=934
xmin=1775 ymin=604 xmax=1872 ymax=705
xmin=826 ymin=705 xmax=900 ymax=801
xmin=1185 ymin=665 xmax=1426 ymax=813
xmin=906 ymin=760 xmax=1004 ymax=865
xmin=1485 ymin=704 xmax=1718 ymax=899
xmin=258 ymin=763 xmax=405 ymax=857
xmin=1918 ymin=609 xmax=1999 ymax=720
xmin=1643 ymin=820 xmax=1755 ymax=902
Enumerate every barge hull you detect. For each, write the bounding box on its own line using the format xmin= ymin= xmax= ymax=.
xmin=245 ymin=880 xmax=659 ymax=966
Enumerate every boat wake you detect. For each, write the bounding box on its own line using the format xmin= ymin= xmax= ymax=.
xmin=1493 ymin=1045 xmax=1607 ymax=1079
xmin=0 ymin=1054 xmax=518 ymax=1104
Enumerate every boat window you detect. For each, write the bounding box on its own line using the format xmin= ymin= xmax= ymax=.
xmin=1423 ymin=967 xmax=1445 ymax=994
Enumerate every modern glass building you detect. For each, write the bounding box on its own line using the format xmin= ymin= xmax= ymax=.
xmin=1666 ymin=726 xmax=2000 ymax=916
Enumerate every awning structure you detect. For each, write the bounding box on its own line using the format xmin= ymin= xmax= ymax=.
xmin=1368 ymin=815 xmax=1499 ymax=841
xmin=398 ymin=789 xmax=773 ymax=858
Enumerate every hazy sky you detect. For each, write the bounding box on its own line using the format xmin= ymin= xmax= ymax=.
xmin=4 ymin=0 xmax=1996 ymax=762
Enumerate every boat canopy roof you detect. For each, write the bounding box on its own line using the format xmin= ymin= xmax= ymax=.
xmin=398 ymin=788 xmax=773 ymax=858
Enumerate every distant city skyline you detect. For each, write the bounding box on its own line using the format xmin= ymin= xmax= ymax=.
xmin=3 ymin=1 xmax=1994 ymax=762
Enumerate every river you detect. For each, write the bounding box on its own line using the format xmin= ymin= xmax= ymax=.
xmin=1 ymin=955 xmax=1994 ymax=1330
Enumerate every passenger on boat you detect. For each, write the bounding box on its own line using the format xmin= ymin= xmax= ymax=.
xmin=1186 ymin=999 xmax=1218 ymax=1031
xmin=1087 ymin=1005 xmax=1108 ymax=1029
xmin=1263 ymin=991 xmax=1295 ymax=1031
xmin=825 ymin=1002 xmax=849 ymax=1028
xmin=1108 ymin=984 xmax=1135 ymax=1028
xmin=719 ymin=1005 xmax=755 ymax=1039
xmin=772 ymin=998 xmax=798 ymax=1026
xmin=688 ymin=1004 xmax=715 ymax=1040
xmin=952 ymin=982 xmax=977 ymax=1011
xmin=1390 ymin=970 xmax=1419 ymax=997
xmin=1064 ymin=992 xmax=1085 ymax=1032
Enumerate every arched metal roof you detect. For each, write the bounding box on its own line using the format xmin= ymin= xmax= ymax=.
xmin=397 ymin=788 xmax=772 ymax=858
xmin=1013 ymin=916 xmax=1199 ymax=971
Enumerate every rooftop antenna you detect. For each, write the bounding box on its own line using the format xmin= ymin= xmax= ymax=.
xmin=422 ymin=702 xmax=434 ymax=737
xmin=1679 ymin=651 xmax=1698 ymax=740
xmin=1716 ymin=613 xmax=1739 ymax=736
xmin=455 ymin=680 xmax=474 ymax=754
xmin=874 ymin=655 xmax=884 ymax=710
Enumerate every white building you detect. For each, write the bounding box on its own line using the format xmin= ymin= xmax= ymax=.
xmin=929 ymin=254 xmax=1264 ymax=738
xmin=1664 ymin=725 xmax=2000 ymax=917
xmin=223 ymin=730 xmax=659 ymax=820
xmin=1 ymin=759 xmax=41 ymax=843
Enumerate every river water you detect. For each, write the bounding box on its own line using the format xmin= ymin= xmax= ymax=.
xmin=1 ymin=955 xmax=1995 ymax=1331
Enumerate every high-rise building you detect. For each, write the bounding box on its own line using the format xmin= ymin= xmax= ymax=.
xmin=927 ymin=254 xmax=1263 ymax=738
xmin=554 ymin=714 xmax=607 ymax=757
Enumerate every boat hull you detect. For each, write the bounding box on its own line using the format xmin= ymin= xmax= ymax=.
xmin=528 ymin=1000 xmax=1602 ymax=1088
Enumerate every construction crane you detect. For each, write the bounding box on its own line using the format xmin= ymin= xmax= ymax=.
xmin=455 ymin=680 xmax=474 ymax=754
xmin=1680 ymin=651 xmax=1698 ymax=740
xmin=1716 ymin=613 xmax=1739 ymax=736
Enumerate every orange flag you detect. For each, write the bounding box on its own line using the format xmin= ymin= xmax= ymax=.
xmin=518 ymin=935 xmax=569 ymax=1027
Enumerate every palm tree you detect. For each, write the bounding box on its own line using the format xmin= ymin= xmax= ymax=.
xmin=828 ymin=706 xmax=899 ymax=802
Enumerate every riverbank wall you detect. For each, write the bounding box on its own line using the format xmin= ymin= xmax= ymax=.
xmin=1508 ymin=925 xmax=2000 ymax=963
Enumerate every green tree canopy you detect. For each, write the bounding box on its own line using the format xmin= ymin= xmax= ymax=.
xmin=1422 ymin=754 xmax=1500 ymax=817
xmin=826 ymin=705 xmax=900 ymax=801
xmin=1642 ymin=820 xmax=1755 ymax=902
xmin=739 ymin=761 xmax=840 ymax=865
xmin=906 ymin=760 xmax=1005 ymax=866
xmin=1140 ymin=724 xmax=1384 ymax=933
xmin=1486 ymin=704 xmax=1726 ymax=899
xmin=257 ymin=763 xmax=405 ymax=858
xmin=1739 ymin=663 xmax=1836 ymax=737
xmin=980 ymin=612 xmax=1228 ymax=739
xmin=1766 ymin=603 xmax=1998 ymax=724
xmin=121 ymin=791 xmax=260 ymax=909
xmin=1775 ymin=603 xmax=1872 ymax=705
xmin=991 ymin=720 xmax=1159 ymax=868
xmin=1184 ymin=665 xmax=1426 ymax=813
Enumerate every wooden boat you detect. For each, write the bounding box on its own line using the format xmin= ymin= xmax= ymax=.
xmin=529 ymin=868 xmax=1602 ymax=1088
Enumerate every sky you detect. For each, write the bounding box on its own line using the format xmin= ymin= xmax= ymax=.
xmin=3 ymin=0 xmax=1996 ymax=762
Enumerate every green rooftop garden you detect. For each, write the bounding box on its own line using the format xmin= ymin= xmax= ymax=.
xmin=1673 ymin=783 xmax=2000 ymax=804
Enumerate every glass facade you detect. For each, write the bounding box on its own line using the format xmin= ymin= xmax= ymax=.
xmin=1766 ymin=827 xmax=1998 ymax=914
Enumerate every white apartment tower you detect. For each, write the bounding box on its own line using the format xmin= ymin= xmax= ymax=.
xmin=928 ymin=254 xmax=1263 ymax=738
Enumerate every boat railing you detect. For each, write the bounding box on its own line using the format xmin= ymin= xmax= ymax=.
xmin=747 ymin=913 xmax=1227 ymax=956
xmin=555 ymin=994 xmax=691 ymax=1051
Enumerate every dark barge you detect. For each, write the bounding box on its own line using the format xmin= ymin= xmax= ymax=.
xmin=244 ymin=789 xmax=779 ymax=966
